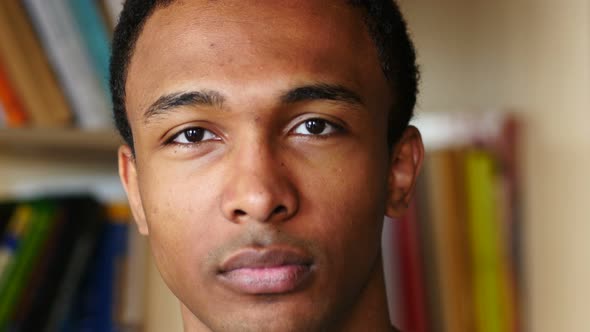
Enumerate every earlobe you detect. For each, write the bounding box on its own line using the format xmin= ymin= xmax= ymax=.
xmin=385 ymin=126 xmax=424 ymax=219
xmin=118 ymin=145 xmax=149 ymax=235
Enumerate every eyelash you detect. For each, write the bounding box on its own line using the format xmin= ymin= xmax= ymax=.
xmin=164 ymin=118 xmax=344 ymax=146
xmin=165 ymin=127 xmax=219 ymax=146
xmin=290 ymin=118 xmax=344 ymax=137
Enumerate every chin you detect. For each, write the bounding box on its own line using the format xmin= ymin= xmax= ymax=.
xmin=185 ymin=295 xmax=330 ymax=332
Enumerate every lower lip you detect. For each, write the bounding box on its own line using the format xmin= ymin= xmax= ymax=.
xmin=219 ymin=265 xmax=312 ymax=294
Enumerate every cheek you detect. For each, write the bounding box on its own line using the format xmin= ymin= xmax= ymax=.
xmin=137 ymin=160 xmax=224 ymax=285
xmin=295 ymin=145 xmax=390 ymax=255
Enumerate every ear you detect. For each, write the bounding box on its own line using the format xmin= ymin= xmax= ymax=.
xmin=118 ymin=145 xmax=149 ymax=235
xmin=385 ymin=126 xmax=424 ymax=219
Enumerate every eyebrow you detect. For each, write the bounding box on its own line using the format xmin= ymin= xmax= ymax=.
xmin=280 ymin=83 xmax=364 ymax=107
xmin=143 ymin=83 xmax=364 ymax=123
xmin=143 ymin=90 xmax=225 ymax=123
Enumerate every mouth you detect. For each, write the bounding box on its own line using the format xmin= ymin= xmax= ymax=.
xmin=217 ymin=247 xmax=314 ymax=295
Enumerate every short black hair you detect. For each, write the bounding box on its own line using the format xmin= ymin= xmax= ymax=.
xmin=110 ymin=0 xmax=419 ymax=151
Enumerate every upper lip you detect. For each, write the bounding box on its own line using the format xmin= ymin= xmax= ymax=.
xmin=218 ymin=247 xmax=313 ymax=273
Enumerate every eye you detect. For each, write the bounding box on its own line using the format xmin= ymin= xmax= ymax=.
xmin=292 ymin=118 xmax=341 ymax=136
xmin=169 ymin=127 xmax=218 ymax=144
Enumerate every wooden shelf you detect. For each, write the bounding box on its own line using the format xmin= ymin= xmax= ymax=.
xmin=0 ymin=128 xmax=122 ymax=152
xmin=0 ymin=128 xmax=123 ymax=201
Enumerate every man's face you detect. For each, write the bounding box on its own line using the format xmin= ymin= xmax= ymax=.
xmin=120 ymin=1 xmax=415 ymax=331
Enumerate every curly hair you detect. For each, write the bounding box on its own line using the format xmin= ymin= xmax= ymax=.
xmin=110 ymin=0 xmax=419 ymax=150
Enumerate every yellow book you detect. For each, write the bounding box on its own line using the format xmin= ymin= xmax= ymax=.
xmin=464 ymin=150 xmax=510 ymax=332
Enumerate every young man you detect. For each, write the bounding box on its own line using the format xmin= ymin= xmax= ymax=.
xmin=110 ymin=0 xmax=424 ymax=331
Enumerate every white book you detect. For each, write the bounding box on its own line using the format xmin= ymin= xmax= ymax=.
xmin=23 ymin=0 xmax=112 ymax=129
xmin=103 ymin=0 xmax=124 ymax=27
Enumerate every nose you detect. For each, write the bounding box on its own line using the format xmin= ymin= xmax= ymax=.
xmin=220 ymin=142 xmax=298 ymax=224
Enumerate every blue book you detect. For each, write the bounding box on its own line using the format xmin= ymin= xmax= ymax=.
xmin=66 ymin=0 xmax=111 ymax=98
xmin=63 ymin=205 xmax=129 ymax=332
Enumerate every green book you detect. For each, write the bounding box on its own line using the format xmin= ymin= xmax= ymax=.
xmin=0 ymin=205 xmax=34 ymax=286
xmin=0 ymin=200 xmax=57 ymax=329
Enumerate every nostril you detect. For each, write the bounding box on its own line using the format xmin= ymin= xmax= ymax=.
xmin=272 ymin=205 xmax=287 ymax=215
xmin=234 ymin=209 xmax=247 ymax=217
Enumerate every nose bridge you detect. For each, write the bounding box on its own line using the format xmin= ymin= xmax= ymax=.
xmin=221 ymin=134 xmax=297 ymax=223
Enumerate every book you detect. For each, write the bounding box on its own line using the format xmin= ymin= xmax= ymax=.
xmin=0 ymin=205 xmax=34 ymax=285
xmin=464 ymin=150 xmax=510 ymax=332
xmin=425 ymin=150 xmax=474 ymax=332
xmin=102 ymin=0 xmax=125 ymax=29
xmin=410 ymin=112 xmax=523 ymax=332
xmin=413 ymin=170 xmax=445 ymax=332
xmin=65 ymin=203 xmax=129 ymax=332
xmin=498 ymin=116 xmax=521 ymax=332
xmin=67 ymin=0 xmax=112 ymax=98
xmin=0 ymin=64 xmax=27 ymax=127
xmin=0 ymin=1 xmax=72 ymax=127
xmin=43 ymin=197 xmax=106 ymax=331
xmin=395 ymin=200 xmax=428 ymax=332
xmin=0 ymin=201 xmax=57 ymax=329
xmin=22 ymin=0 xmax=113 ymax=129
xmin=8 ymin=205 xmax=67 ymax=331
xmin=12 ymin=197 xmax=103 ymax=331
xmin=0 ymin=202 xmax=16 ymax=239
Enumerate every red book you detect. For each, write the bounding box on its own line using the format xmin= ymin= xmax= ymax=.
xmin=396 ymin=199 xmax=428 ymax=332
xmin=0 ymin=63 xmax=27 ymax=127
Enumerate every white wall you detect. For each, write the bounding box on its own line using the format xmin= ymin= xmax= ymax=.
xmin=399 ymin=1 xmax=590 ymax=331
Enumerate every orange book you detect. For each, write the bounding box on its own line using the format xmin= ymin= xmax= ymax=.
xmin=0 ymin=0 xmax=71 ymax=127
xmin=425 ymin=150 xmax=475 ymax=332
xmin=0 ymin=64 xmax=27 ymax=127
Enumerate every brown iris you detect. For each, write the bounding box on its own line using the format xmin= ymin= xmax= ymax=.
xmin=305 ymin=119 xmax=326 ymax=135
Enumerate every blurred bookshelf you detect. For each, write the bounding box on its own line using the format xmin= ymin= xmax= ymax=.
xmin=384 ymin=112 xmax=524 ymax=332
xmin=0 ymin=1 xmax=146 ymax=330
xmin=0 ymin=128 xmax=120 ymax=153
xmin=0 ymin=1 xmax=528 ymax=332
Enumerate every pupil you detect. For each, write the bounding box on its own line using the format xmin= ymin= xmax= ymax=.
xmin=185 ymin=128 xmax=204 ymax=142
xmin=305 ymin=119 xmax=326 ymax=135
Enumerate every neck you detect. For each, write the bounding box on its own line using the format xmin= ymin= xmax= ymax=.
xmin=330 ymin=253 xmax=394 ymax=332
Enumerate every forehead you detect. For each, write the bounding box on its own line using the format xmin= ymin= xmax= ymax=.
xmin=126 ymin=0 xmax=388 ymax=118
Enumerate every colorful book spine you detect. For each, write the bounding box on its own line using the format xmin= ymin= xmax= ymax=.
xmin=395 ymin=200 xmax=428 ymax=332
xmin=66 ymin=203 xmax=129 ymax=332
xmin=414 ymin=170 xmax=445 ymax=331
xmin=8 ymin=207 xmax=66 ymax=331
xmin=0 ymin=203 xmax=16 ymax=236
xmin=0 ymin=64 xmax=27 ymax=127
xmin=464 ymin=150 xmax=510 ymax=332
xmin=13 ymin=197 xmax=101 ymax=331
xmin=0 ymin=5 xmax=44 ymax=126
xmin=0 ymin=201 xmax=56 ymax=329
xmin=0 ymin=205 xmax=33 ymax=282
xmin=426 ymin=150 xmax=474 ymax=332
xmin=102 ymin=0 xmax=125 ymax=29
xmin=22 ymin=0 xmax=112 ymax=129
xmin=0 ymin=1 xmax=71 ymax=127
xmin=44 ymin=197 xmax=105 ymax=331
xmin=67 ymin=0 xmax=112 ymax=98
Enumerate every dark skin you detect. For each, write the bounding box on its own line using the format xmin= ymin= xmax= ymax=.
xmin=118 ymin=1 xmax=423 ymax=331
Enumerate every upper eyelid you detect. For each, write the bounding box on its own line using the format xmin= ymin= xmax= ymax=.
xmin=165 ymin=126 xmax=218 ymax=144
xmin=164 ymin=116 xmax=343 ymax=141
xmin=290 ymin=118 xmax=344 ymax=134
